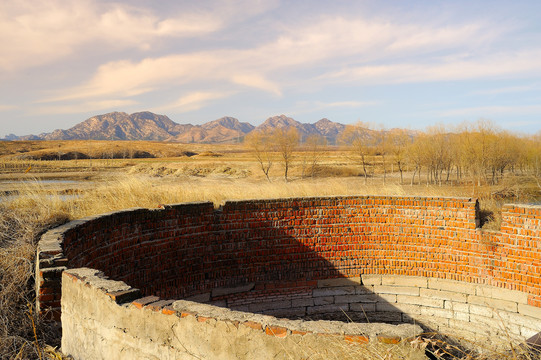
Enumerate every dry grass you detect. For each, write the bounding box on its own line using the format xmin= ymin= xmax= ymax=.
xmin=0 ymin=184 xmax=70 ymax=359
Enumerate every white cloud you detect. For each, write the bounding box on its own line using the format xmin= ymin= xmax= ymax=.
xmin=323 ymin=50 xmax=541 ymax=85
xmin=0 ymin=0 xmax=222 ymax=72
xmin=47 ymin=15 xmax=499 ymax=102
xmin=232 ymin=74 xmax=281 ymax=96
xmin=156 ymin=91 xmax=233 ymax=113
xmin=33 ymin=99 xmax=137 ymax=115
xmin=0 ymin=105 xmax=16 ymax=111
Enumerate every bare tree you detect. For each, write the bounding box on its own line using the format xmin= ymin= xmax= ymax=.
xmin=388 ymin=129 xmax=411 ymax=185
xmin=272 ymin=127 xmax=300 ymax=182
xmin=301 ymin=134 xmax=327 ymax=178
xmin=245 ymin=130 xmax=274 ymax=181
xmin=340 ymin=122 xmax=373 ymax=184
xmin=374 ymin=124 xmax=389 ymax=185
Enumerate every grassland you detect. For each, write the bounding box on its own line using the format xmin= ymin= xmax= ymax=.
xmin=1 ymin=140 xmax=540 ymax=359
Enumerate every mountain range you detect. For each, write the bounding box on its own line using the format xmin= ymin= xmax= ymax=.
xmin=4 ymin=112 xmax=347 ymax=144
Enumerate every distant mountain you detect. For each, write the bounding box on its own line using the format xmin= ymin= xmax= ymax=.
xmin=11 ymin=112 xmax=255 ymax=143
xmin=254 ymin=115 xmax=345 ymax=144
xmin=174 ymin=117 xmax=254 ymax=143
xmin=5 ymin=111 xmax=350 ymax=144
xmin=37 ymin=112 xmax=181 ymax=141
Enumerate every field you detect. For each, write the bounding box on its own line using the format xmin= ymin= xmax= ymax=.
xmin=1 ymin=140 xmax=540 ymax=359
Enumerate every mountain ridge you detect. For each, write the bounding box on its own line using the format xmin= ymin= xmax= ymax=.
xmin=7 ymin=111 xmax=348 ymax=144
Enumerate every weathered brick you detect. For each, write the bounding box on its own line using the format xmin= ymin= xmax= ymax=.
xmin=373 ymin=285 xmax=419 ymax=296
xmin=427 ymin=278 xmax=476 ymax=295
xmin=265 ymin=325 xmax=288 ymax=338
xmin=317 ymin=277 xmax=360 ymax=288
xmin=397 ymin=295 xmax=443 ymax=308
xmin=344 ymin=335 xmax=369 ymax=344
xmin=467 ymin=295 xmax=518 ymax=313
xmin=519 ymin=304 xmax=541 ymax=320
xmin=382 ymin=276 xmax=427 ymax=288
xmin=132 ymin=296 xmax=160 ymax=309
xmin=420 ymin=288 xmax=468 ymax=303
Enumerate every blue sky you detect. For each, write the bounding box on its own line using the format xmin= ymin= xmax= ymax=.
xmin=1 ymin=0 xmax=541 ymax=136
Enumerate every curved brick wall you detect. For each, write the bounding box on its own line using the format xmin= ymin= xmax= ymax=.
xmin=36 ymin=196 xmax=541 ymax=359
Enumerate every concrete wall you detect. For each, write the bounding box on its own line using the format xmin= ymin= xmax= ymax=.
xmin=61 ymin=269 xmax=424 ymax=360
xmin=35 ymin=196 xmax=541 ymax=358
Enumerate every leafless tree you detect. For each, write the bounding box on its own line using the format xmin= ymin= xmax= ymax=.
xmin=245 ymin=129 xmax=274 ymax=181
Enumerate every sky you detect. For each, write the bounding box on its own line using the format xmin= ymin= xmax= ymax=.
xmin=2 ymin=0 xmax=541 ymax=137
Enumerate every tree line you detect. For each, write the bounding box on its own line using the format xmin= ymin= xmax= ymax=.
xmin=245 ymin=120 xmax=541 ymax=186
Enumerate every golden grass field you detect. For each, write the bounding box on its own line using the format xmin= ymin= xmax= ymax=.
xmin=1 ymin=140 xmax=540 ymax=359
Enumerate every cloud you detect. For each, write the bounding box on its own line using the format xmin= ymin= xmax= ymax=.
xmin=471 ymin=85 xmax=540 ymax=95
xmin=0 ymin=0 xmax=222 ymax=72
xmin=0 ymin=105 xmax=16 ymax=111
xmin=46 ymin=51 xmax=283 ymax=101
xmin=33 ymin=99 xmax=137 ymax=115
xmin=156 ymin=91 xmax=233 ymax=113
xmin=48 ymin=15 xmax=497 ymax=101
xmin=232 ymin=74 xmax=281 ymax=96
xmin=323 ymin=50 xmax=541 ymax=85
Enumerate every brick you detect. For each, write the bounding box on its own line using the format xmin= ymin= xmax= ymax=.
xmin=377 ymin=335 xmax=401 ymax=344
xmin=314 ymin=296 xmax=334 ymax=306
xmin=349 ymin=303 xmax=376 ymax=312
xmin=313 ymin=286 xmax=355 ymax=297
xmin=467 ymin=295 xmax=518 ymax=313
xmin=518 ymin=304 xmax=541 ymax=320
xmin=211 ymin=283 xmax=255 ymax=298
xmin=161 ymin=306 xmax=176 ymax=315
xmin=420 ymin=288 xmax=468 ymax=303
xmin=397 ymin=295 xmax=443 ymax=308
xmin=476 ymin=285 xmax=529 ymax=304
xmin=381 ymin=276 xmax=427 ymax=288
xmin=146 ymin=300 xmax=175 ymax=311
xmin=248 ymin=300 xmax=291 ymax=313
xmin=317 ymin=277 xmax=360 ymax=288
xmin=420 ymin=307 xmax=453 ymax=319
xmin=292 ymin=298 xmax=314 ymax=307
xmin=307 ymin=304 xmax=348 ymax=315
xmin=344 ymin=335 xmax=369 ymax=344
xmin=243 ymin=321 xmax=263 ymax=331
xmin=132 ymin=296 xmax=160 ymax=309
xmin=180 ymin=311 xmax=196 ymax=318
xmin=427 ymin=279 xmax=476 ymax=295
xmin=366 ymin=311 xmax=402 ymax=323
xmin=265 ymin=325 xmax=288 ymax=338
xmin=106 ymin=289 xmax=142 ymax=304
xmin=335 ymin=294 xmax=374 ymax=304
xmin=361 ymin=274 xmax=381 ymax=286
xmin=469 ymin=304 xmax=494 ymax=318
xmin=263 ymin=307 xmax=306 ymax=318
xmin=469 ymin=314 xmax=508 ymax=331
xmin=498 ymin=310 xmax=541 ymax=330
xmin=373 ymin=285 xmax=419 ymax=296
xmin=184 ymin=293 xmax=210 ymax=303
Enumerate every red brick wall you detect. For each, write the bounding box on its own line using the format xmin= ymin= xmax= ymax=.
xmin=36 ymin=196 xmax=541 ymax=320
